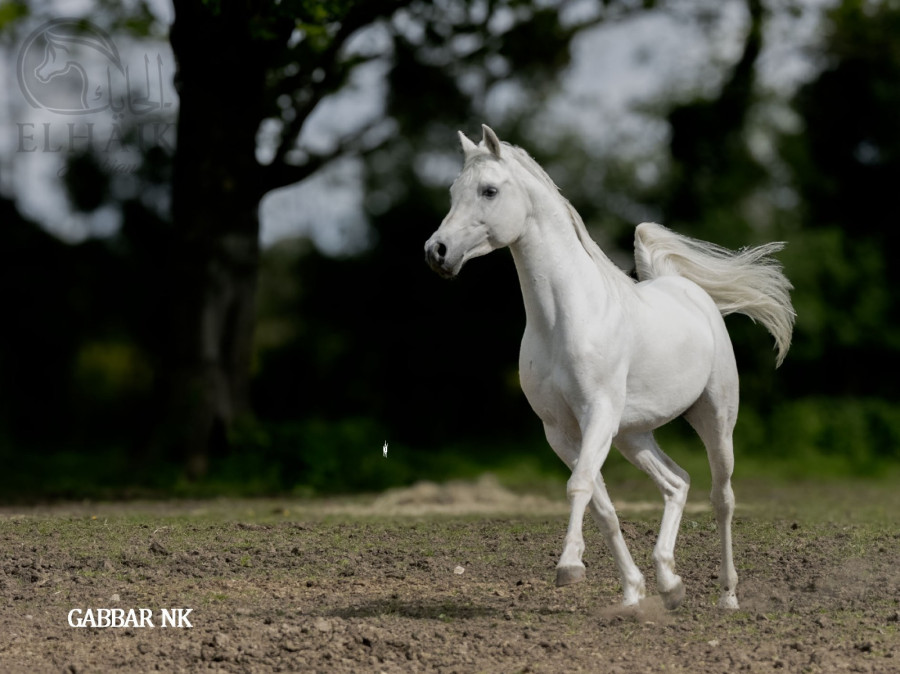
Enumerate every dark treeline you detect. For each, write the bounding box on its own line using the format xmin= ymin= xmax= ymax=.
xmin=0 ymin=0 xmax=897 ymax=498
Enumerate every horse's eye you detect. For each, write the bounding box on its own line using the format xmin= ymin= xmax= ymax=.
xmin=481 ymin=186 xmax=498 ymax=199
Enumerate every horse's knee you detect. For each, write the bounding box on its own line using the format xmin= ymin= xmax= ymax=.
xmin=710 ymin=481 xmax=735 ymax=512
xmin=566 ymin=474 xmax=593 ymax=500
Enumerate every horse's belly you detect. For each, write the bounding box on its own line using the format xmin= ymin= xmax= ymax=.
xmin=619 ymin=382 xmax=703 ymax=432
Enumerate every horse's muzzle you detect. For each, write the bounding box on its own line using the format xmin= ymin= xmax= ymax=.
xmin=424 ymin=239 xmax=456 ymax=278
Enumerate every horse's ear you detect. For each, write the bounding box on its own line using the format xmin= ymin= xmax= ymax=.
xmin=481 ymin=124 xmax=502 ymax=158
xmin=458 ymin=130 xmax=478 ymax=156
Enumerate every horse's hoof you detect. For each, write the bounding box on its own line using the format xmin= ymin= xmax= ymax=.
xmin=718 ymin=592 xmax=739 ymax=610
xmin=622 ymin=580 xmax=646 ymax=607
xmin=660 ymin=577 xmax=685 ymax=610
xmin=555 ymin=564 xmax=585 ymax=587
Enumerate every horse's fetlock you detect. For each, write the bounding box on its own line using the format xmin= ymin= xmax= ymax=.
xmin=652 ymin=548 xmax=676 ymax=573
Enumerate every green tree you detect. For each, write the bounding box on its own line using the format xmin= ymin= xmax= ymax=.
xmin=157 ymin=1 xmax=402 ymax=476
xmin=663 ymin=0 xmax=766 ymax=247
xmin=159 ymin=0 xmax=645 ymax=477
xmin=778 ymin=0 xmax=900 ymax=398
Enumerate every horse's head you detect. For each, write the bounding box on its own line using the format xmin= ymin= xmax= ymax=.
xmin=425 ymin=125 xmax=529 ymax=278
xmin=35 ymin=31 xmax=76 ymax=83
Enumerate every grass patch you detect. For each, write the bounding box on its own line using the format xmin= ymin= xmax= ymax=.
xmin=2 ymin=396 xmax=899 ymax=503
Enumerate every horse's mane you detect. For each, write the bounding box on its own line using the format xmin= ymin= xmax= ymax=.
xmin=500 ymin=142 xmax=632 ymax=283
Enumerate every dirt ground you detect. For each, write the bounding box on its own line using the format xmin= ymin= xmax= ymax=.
xmin=1 ymin=475 xmax=898 ymax=673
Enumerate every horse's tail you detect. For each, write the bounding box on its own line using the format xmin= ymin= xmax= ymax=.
xmin=634 ymin=222 xmax=796 ymax=367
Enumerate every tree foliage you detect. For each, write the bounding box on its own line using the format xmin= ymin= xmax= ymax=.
xmin=776 ymin=0 xmax=900 ymax=397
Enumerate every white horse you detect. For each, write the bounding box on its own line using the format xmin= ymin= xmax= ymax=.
xmin=424 ymin=126 xmax=794 ymax=610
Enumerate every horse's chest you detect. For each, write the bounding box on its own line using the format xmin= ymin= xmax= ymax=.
xmin=517 ymin=332 xmax=603 ymax=426
xmin=518 ymin=349 xmax=551 ymax=408
xmin=519 ymin=361 xmax=566 ymax=427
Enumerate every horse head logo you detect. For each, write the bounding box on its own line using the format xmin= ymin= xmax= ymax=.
xmin=17 ymin=18 xmax=124 ymax=114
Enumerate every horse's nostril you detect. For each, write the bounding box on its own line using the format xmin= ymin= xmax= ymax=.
xmin=436 ymin=242 xmax=447 ymax=259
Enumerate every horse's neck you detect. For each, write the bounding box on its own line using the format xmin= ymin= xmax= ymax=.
xmin=510 ymin=199 xmax=631 ymax=333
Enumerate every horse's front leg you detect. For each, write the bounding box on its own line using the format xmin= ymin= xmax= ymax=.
xmin=545 ymin=422 xmax=645 ymax=603
xmin=555 ymin=407 xmax=644 ymax=605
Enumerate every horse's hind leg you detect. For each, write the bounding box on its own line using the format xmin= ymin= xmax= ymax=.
xmin=685 ymin=390 xmax=740 ymax=609
xmin=615 ymin=432 xmax=690 ymax=609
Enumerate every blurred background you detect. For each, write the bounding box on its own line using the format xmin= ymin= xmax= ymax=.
xmin=0 ymin=0 xmax=897 ymax=501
